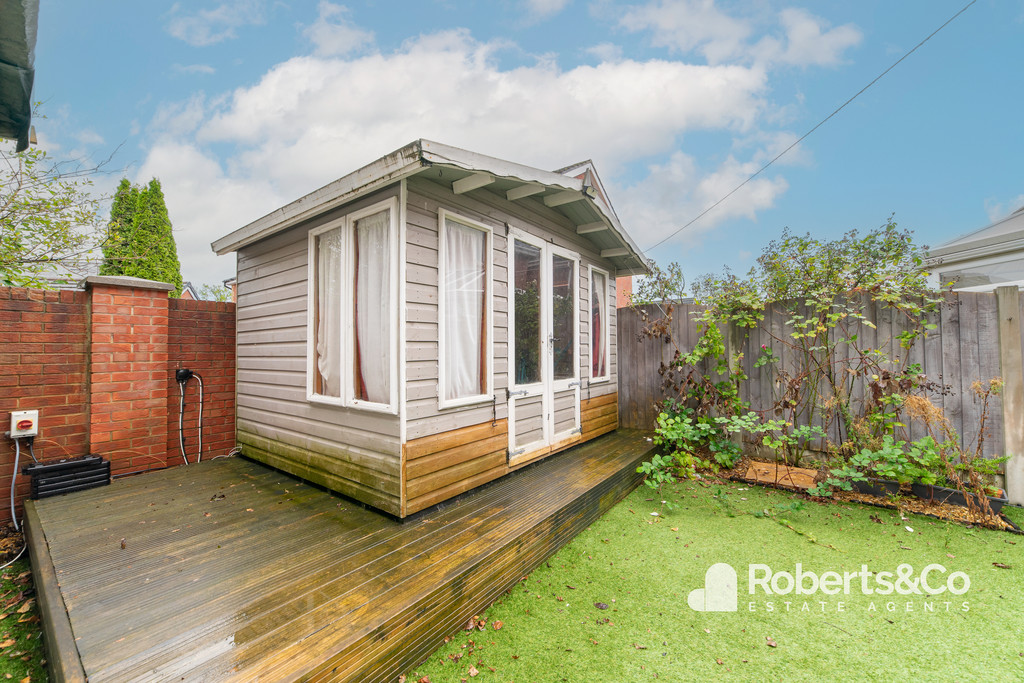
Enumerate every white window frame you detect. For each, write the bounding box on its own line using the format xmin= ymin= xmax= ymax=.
xmin=508 ymin=228 xmax=548 ymax=392
xmin=589 ymin=264 xmax=612 ymax=384
xmin=306 ymin=196 xmax=400 ymax=414
xmin=437 ymin=209 xmax=493 ymax=410
xmin=549 ymin=244 xmax=580 ymax=394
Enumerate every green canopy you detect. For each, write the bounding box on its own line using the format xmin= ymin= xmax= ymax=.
xmin=0 ymin=0 xmax=39 ymax=152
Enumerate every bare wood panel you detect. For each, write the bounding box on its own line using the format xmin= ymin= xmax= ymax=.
xmin=405 ymin=463 xmax=509 ymax=516
xmin=239 ymin=430 xmax=401 ymax=516
xmin=404 ymin=419 xmax=510 ymax=515
xmin=406 ymin=450 xmax=507 ymax=501
xmin=406 ymin=419 xmax=507 ymax=460
xmin=406 ymin=433 xmax=508 ymax=480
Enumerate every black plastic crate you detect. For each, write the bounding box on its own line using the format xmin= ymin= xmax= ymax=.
xmin=23 ymin=454 xmax=111 ymax=499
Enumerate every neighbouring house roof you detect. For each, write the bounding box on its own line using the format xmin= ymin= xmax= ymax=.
xmin=0 ymin=0 xmax=38 ymax=152
xmin=179 ymin=281 xmax=199 ymax=299
xmin=926 ymin=205 xmax=1024 ymax=290
xmin=211 ymin=139 xmax=651 ymax=275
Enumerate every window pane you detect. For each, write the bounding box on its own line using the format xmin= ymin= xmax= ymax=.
xmin=314 ymin=227 xmax=344 ymax=397
xmin=591 ymin=271 xmax=607 ymax=378
xmin=353 ymin=209 xmax=390 ymax=403
xmin=552 ymin=255 xmax=575 ymax=380
xmin=513 ymin=239 xmax=542 ymax=385
xmin=444 ymin=219 xmax=487 ymax=400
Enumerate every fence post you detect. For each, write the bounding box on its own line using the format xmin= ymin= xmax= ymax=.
xmin=995 ymin=285 xmax=1024 ymax=505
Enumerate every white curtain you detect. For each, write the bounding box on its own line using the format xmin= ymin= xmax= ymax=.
xmin=354 ymin=209 xmax=391 ymax=404
xmin=444 ymin=219 xmax=486 ymax=400
xmin=316 ymin=228 xmax=344 ymax=397
xmin=592 ymin=271 xmax=607 ymax=378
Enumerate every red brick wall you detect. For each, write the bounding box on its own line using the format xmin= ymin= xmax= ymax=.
xmin=0 ymin=281 xmax=237 ymax=524
xmin=0 ymin=288 xmax=91 ymax=516
xmin=88 ymin=283 xmax=171 ymax=474
xmin=166 ymin=299 xmax=236 ymax=465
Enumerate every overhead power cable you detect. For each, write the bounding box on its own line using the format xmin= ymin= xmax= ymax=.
xmin=645 ymin=0 xmax=977 ymax=252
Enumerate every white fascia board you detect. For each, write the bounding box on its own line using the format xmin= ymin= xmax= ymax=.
xmin=928 ymin=230 xmax=1024 ymax=263
xmin=588 ymin=192 xmax=652 ymax=275
xmin=212 ymin=141 xmax=425 ymax=255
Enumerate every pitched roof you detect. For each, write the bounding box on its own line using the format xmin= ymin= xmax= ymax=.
xmin=211 ymin=139 xmax=650 ymax=275
xmin=927 ymin=204 xmax=1024 ymax=266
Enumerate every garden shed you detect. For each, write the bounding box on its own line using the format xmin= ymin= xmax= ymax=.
xmin=212 ymin=139 xmax=650 ymax=517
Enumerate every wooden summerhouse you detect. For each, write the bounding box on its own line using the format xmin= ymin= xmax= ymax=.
xmin=212 ymin=140 xmax=650 ymax=517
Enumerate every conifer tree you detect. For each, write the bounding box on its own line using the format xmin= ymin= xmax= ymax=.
xmin=100 ymin=178 xmax=183 ymax=295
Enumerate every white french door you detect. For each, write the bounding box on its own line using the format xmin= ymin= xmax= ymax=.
xmin=507 ymin=230 xmax=581 ymax=466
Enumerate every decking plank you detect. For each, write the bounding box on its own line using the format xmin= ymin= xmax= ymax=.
xmin=27 ymin=429 xmax=653 ymax=683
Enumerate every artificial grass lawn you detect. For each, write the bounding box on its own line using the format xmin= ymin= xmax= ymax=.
xmin=0 ymin=557 xmax=47 ymax=682
xmin=410 ymin=479 xmax=1024 ymax=682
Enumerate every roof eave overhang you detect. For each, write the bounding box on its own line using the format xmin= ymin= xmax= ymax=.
xmin=212 ymin=139 xmax=652 ymax=275
xmin=212 ymin=140 xmax=427 ymax=255
xmin=926 ymin=228 xmax=1024 ymax=267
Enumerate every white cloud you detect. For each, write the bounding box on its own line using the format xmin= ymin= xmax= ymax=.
xmin=135 ymin=143 xmax=284 ymax=287
xmin=585 ymin=42 xmax=624 ymax=62
xmin=148 ymin=93 xmax=211 ymax=139
xmin=753 ymin=8 xmax=862 ymax=67
xmin=166 ymin=0 xmax=266 ymax=47
xmin=620 ymin=1 xmax=860 ymax=67
xmin=303 ymin=2 xmax=375 ymax=57
xmin=74 ymin=129 xmax=105 ymax=146
xmin=614 ymin=150 xmax=789 ymax=250
xmin=173 ymin=64 xmax=217 ymax=75
xmin=985 ymin=194 xmax=1024 ymax=222
xmin=524 ymin=0 xmax=573 ymax=19
xmin=141 ymin=27 xmax=784 ymax=284
xmin=619 ymin=0 xmax=752 ymax=64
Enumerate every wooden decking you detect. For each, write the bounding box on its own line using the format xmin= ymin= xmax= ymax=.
xmin=26 ymin=429 xmax=653 ymax=682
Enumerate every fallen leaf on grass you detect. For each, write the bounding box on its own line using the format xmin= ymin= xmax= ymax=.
xmin=468 ymin=665 xmax=479 ymax=677
xmin=417 ymin=677 xmax=430 ymax=683
xmin=716 ymin=658 xmax=724 ymax=665
xmin=492 ymin=621 xmax=503 ymax=630
xmin=16 ymin=599 xmax=33 ymax=614
xmin=17 ymin=614 xmax=38 ymax=624
xmin=594 ymin=602 xmax=608 ymax=610
xmin=0 ymin=639 xmax=14 ymax=648
xmin=993 ymin=563 xmax=1012 ymax=569
xmin=766 ymin=637 xmax=778 ymax=648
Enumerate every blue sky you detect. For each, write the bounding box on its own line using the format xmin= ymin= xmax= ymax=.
xmin=29 ymin=0 xmax=1024 ymax=290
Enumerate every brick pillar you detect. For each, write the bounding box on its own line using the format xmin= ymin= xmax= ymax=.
xmin=85 ymin=276 xmax=174 ymax=475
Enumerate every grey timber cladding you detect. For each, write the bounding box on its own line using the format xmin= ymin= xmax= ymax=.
xmin=235 ymin=185 xmax=402 ymax=515
xmin=404 ymin=175 xmax=617 ymax=441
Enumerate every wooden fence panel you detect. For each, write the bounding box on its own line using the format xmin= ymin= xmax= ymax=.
xmin=617 ymin=291 xmax=1009 ymax=461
